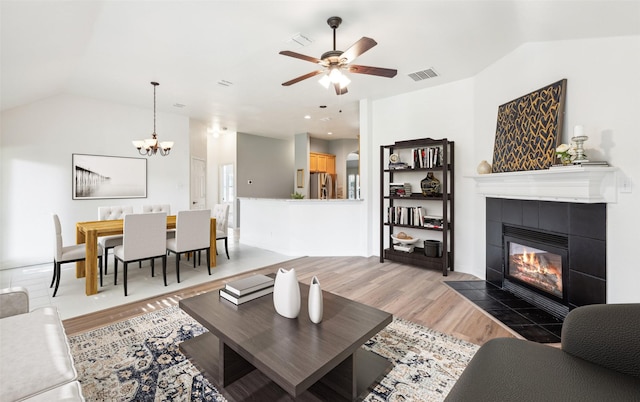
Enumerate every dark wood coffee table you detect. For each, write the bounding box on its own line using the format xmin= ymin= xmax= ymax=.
xmin=179 ymin=282 xmax=393 ymax=401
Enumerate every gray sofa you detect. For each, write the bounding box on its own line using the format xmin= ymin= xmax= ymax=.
xmin=0 ymin=287 xmax=84 ymax=401
xmin=446 ymin=303 xmax=640 ymax=401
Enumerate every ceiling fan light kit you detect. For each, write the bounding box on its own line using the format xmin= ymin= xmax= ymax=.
xmin=132 ymin=82 xmax=173 ymax=157
xmin=280 ymin=16 xmax=397 ymax=95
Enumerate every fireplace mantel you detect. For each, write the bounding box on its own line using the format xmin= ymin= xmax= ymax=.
xmin=469 ymin=166 xmax=618 ymax=203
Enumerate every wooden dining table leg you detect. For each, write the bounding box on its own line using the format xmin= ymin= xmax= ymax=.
xmin=210 ymin=218 xmax=217 ymax=267
xmin=75 ymin=225 xmax=86 ymax=278
xmin=84 ymin=230 xmax=99 ymax=295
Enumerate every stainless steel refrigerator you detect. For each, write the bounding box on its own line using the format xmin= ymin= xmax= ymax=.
xmin=309 ymin=173 xmax=337 ymax=199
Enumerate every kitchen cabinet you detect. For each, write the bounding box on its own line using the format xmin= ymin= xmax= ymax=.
xmin=310 ymin=152 xmax=335 ymax=174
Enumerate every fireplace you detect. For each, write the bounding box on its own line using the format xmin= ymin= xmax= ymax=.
xmin=486 ymin=198 xmax=607 ymax=318
xmin=503 ymin=225 xmax=569 ymax=318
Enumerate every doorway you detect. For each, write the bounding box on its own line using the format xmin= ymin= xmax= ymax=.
xmin=220 ymin=163 xmax=235 ymax=228
xmin=190 ymin=157 xmax=206 ymax=209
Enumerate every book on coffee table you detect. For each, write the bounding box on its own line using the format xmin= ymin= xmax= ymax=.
xmin=225 ymin=274 xmax=274 ymax=296
xmin=219 ymin=286 xmax=274 ymax=305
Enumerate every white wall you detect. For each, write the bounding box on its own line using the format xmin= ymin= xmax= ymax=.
xmin=366 ymin=35 xmax=640 ymax=303
xmin=369 ymin=78 xmax=476 ymax=274
xmin=473 ymin=36 xmax=640 ymax=303
xmin=0 ymin=93 xmax=190 ymax=268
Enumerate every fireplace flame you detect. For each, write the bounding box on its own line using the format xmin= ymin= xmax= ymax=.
xmin=511 ymin=246 xmax=562 ymax=296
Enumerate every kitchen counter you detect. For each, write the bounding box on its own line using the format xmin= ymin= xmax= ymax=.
xmin=239 ymin=197 xmax=367 ymax=256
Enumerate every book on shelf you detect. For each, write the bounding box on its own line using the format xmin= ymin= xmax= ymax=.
xmin=219 ymin=286 xmax=274 ymax=305
xmin=389 ymin=162 xmax=409 ymax=170
xmin=423 ymin=216 xmax=444 ymax=229
xmin=389 ymin=183 xmax=412 ymax=197
xmin=549 ymin=161 xmax=609 ymax=169
xmin=388 ymin=206 xmax=425 ymax=226
xmin=411 ymin=147 xmax=442 ymax=169
xmin=393 ymin=243 xmax=415 ymax=253
xmin=225 ymin=274 xmax=274 ymax=296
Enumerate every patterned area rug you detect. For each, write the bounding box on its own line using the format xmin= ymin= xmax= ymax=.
xmin=68 ymin=305 xmax=478 ymax=401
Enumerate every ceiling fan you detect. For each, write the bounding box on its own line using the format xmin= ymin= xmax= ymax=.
xmin=280 ymin=16 xmax=397 ymax=95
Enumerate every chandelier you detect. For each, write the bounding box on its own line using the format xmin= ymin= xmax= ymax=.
xmin=132 ymin=82 xmax=173 ymax=156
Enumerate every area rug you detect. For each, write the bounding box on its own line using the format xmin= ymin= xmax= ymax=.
xmin=68 ymin=305 xmax=478 ymax=401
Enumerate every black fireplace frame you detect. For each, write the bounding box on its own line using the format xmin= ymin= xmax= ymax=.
xmin=503 ymin=225 xmax=570 ymax=318
xmin=486 ymin=198 xmax=606 ymax=313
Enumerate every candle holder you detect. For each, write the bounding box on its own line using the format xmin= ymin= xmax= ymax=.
xmin=572 ymin=135 xmax=589 ymax=163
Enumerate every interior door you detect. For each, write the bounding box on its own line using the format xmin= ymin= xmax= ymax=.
xmin=190 ymin=157 xmax=206 ymax=210
xmin=220 ymin=163 xmax=235 ymax=227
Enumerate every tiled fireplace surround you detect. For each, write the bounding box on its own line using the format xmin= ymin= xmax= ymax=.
xmin=452 ymin=167 xmax=616 ymax=342
xmin=485 ymin=197 xmax=606 ymax=309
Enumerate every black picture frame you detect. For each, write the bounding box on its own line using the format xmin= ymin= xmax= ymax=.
xmin=72 ymin=153 xmax=147 ymax=199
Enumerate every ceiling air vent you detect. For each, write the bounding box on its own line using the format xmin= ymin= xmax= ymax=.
xmin=217 ymin=80 xmax=233 ymax=87
xmin=408 ymin=68 xmax=439 ymax=82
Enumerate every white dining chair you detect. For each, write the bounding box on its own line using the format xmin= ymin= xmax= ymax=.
xmin=142 ymin=204 xmax=171 ymax=214
xmin=166 ymin=209 xmax=211 ymax=283
xmin=113 ymin=212 xmax=167 ymax=296
xmin=143 ymin=204 xmax=175 ymax=239
xmin=97 ymin=205 xmax=133 ymax=273
xmin=212 ymin=204 xmax=230 ymax=259
xmin=52 ymin=214 xmax=103 ymax=297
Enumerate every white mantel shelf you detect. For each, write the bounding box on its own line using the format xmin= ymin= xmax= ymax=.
xmin=469 ymin=166 xmax=618 ymax=203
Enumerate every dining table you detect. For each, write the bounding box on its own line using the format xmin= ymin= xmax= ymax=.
xmin=75 ymin=215 xmax=216 ymax=296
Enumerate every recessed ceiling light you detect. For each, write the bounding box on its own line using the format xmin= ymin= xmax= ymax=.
xmin=304 ymin=115 xmax=311 ymax=119
xmin=327 ymin=132 xmax=333 ymax=135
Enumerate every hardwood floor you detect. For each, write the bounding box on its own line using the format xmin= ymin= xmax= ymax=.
xmin=63 ymin=256 xmax=518 ymax=345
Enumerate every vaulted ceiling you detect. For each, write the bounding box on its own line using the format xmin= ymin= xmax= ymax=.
xmin=2 ymin=1 xmax=639 ymax=140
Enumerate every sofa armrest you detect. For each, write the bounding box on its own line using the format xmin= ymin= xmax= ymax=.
xmin=562 ymin=303 xmax=640 ymax=379
xmin=0 ymin=287 xmax=30 ymax=318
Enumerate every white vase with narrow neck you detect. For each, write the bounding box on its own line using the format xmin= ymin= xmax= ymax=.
xmin=273 ymin=268 xmax=301 ymax=319
xmin=308 ymin=276 xmax=323 ymax=324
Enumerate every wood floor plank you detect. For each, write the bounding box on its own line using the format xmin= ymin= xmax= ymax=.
xmin=63 ymin=256 xmax=516 ymax=344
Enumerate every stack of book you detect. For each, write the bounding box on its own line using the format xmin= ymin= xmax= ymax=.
xmin=389 ymin=183 xmax=412 ymax=197
xmin=219 ymin=274 xmax=274 ymax=305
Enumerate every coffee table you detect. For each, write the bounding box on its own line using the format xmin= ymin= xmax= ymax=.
xmin=179 ymin=281 xmax=393 ymax=401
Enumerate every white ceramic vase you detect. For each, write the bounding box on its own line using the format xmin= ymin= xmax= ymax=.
xmin=273 ymin=268 xmax=301 ymax=319
xmin=477 ymin=160 xmax=492 ymax=174
xmin=308 ymin=276 xmax=323 ymax=324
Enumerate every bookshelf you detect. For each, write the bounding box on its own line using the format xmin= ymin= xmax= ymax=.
xmin=380 ymin=138 xmax=454 ymax=275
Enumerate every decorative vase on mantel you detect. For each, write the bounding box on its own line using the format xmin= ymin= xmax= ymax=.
xmin=421 ymin=172 xmax=441 ymax=196
xmin=273 ymin=268 xmax=301 ymax=319
xmin=477 ymin=160 xmax=492 ymax=174
xmin=308 ymin=276 xmax=323 ymax=324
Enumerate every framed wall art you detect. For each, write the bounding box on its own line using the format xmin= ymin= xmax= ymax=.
xmin=72 ymin=154 xmax=147 ymax=199
xmin=492 ymin=79 xmax=567 ymax=173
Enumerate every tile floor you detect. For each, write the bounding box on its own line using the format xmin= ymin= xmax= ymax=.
xmin=0 ymin=230 xmax=296 ymax=320
xmin=445 ymin=280 xmax=563 ymax=343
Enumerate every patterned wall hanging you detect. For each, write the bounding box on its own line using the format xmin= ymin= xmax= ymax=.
xmin=491 ymin=79 xmax=567 ymax=173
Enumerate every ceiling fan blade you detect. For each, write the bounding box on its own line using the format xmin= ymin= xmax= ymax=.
xmin=348 ymin=64 xmax=397 ymax=78
xmin=282 ymin=70 xmax=324 ymax=86
xmin=340 ymin=37 xmax=377 ymax=64
xmin=279 ymin=50 xmax=321 ymax=64
xmin=334 ymin=83 xmax=348 ymax=95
